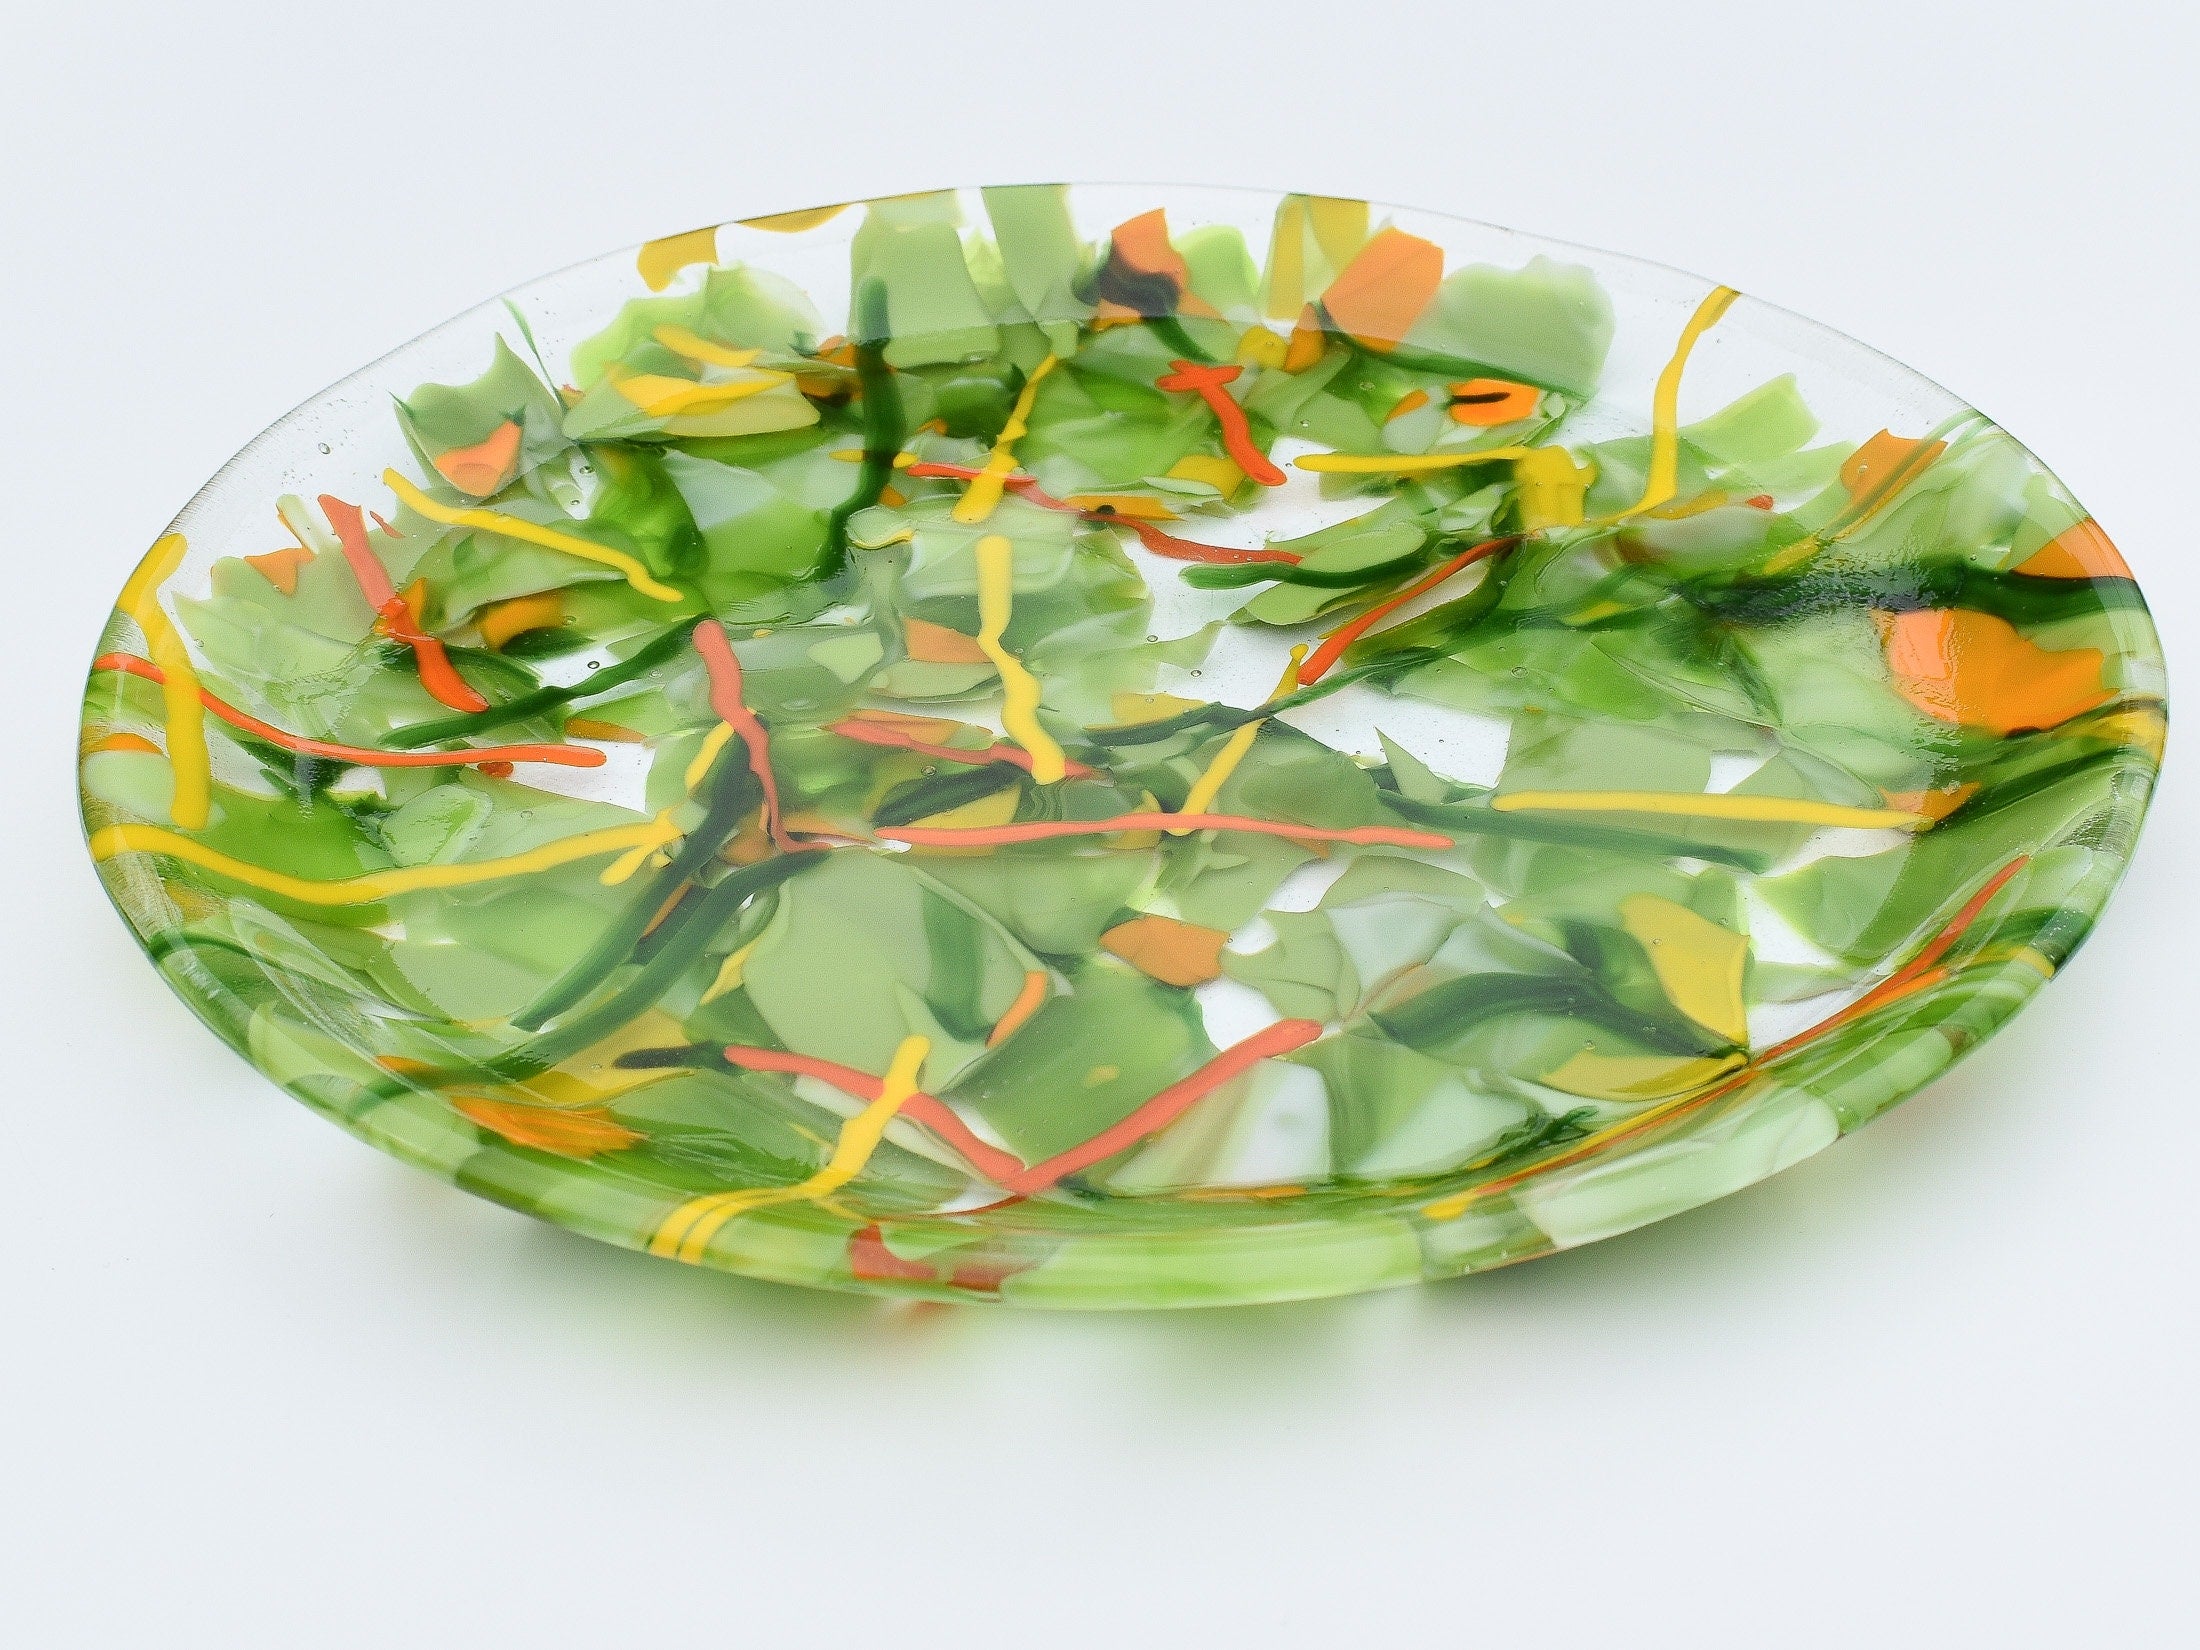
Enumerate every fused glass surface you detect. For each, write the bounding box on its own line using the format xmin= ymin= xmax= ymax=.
xmin=80 ymin=186 xmax=2163 ymax=1306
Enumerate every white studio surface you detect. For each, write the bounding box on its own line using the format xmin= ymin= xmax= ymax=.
xmin=2 ymin=4 xmax=2194 ymax=1646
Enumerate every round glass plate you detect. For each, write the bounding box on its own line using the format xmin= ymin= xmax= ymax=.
xmin=80 ymin=184 xmax=2164 ymax=1308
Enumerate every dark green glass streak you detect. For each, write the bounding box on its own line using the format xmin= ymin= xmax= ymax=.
xmin=612 ymin=1043 xmax=727 ymax=1073
xmin=485 ymin=854 xmax=822 ymax=1082
xmin=1372 ymin=971 xmax=1731 ymax=1059
xmin=1375 ymin=792 xmax=1773 ymax=871
xmin=873 ymin=765 xmax=1023 ymax=829
xmin=1080 ymin=651 xmax=1446 ymax=748
xmin=511 ymin=752 xmax=766 ymax=1028
xmin=1181 ymin=546 xmax=1433 ymax=591
xmin=1684 ymin=562 xmax=2149 ymax=630
xmin=382 ymin=619 xmax=703 ymax=749
xmin=1345 ymin=547 xmax=1525 ymax=659
xmin=822 ymin=278 xmax=906 ymax=581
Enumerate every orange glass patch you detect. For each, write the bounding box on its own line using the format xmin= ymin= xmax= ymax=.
xmin=1106 ymin=209 xmax=1216 ymax=317
xmin=86 ymin=731 xmax=165 ymax=756
xmin=1448 ymin=378 xmax=1541 ymax=426
xmin=2016 ymin=518 xmax=2133 ymax=581
xmin=1321 ymin=227 xmax=1444 ymax=352
xmin=1839 ymin=429 xmax=1948 ymax=499
xmin=479 ymin=590 xmax=565 ymax=652
xmin=1100 ymin=914 xmax=1230 ymax=986
xmin=1283 ymin=304 xmax=1327 ymax=372
xmin=1879 ymin=607 xmax=2111 ymax=735
xmin=904 ymin=617 xmax=991 ymax=663
xmin=432 ymin=420 xmax=524 ymax=498
xmin=1385 ymin=388 xmax=1432 ymax=423
xmin=451 ymin=1097 xmax=641 ymax=1159
xmin=243 ymin=545 xmax=313 ymax=595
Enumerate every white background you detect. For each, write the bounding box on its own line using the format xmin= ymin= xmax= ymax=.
xmin=4 ymin=4 xmax=2195 ymax=1645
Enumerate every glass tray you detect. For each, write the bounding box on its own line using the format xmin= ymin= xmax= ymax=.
xmin=80 ymin=185 xmax=2164 ymax=1307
